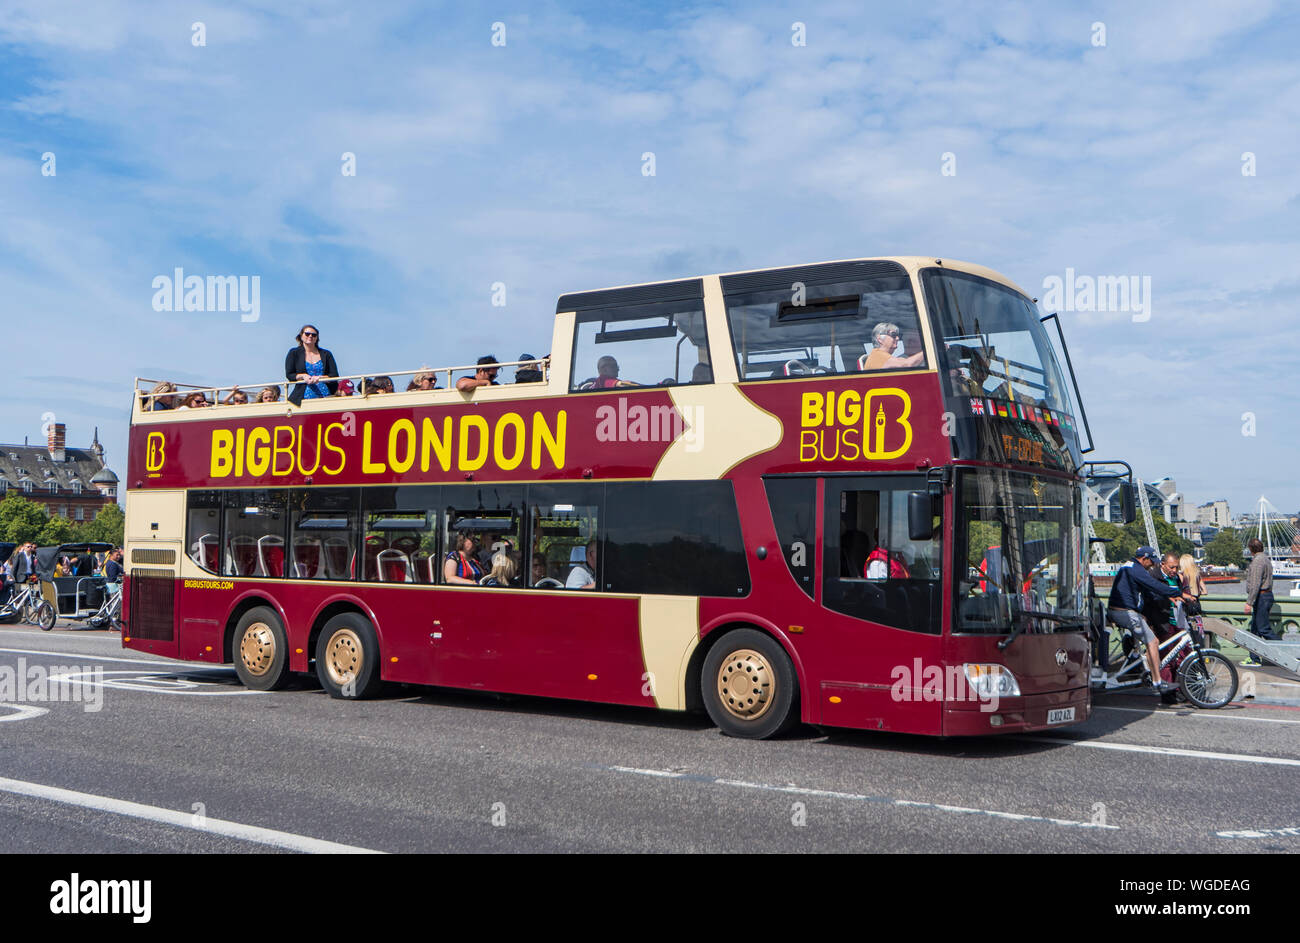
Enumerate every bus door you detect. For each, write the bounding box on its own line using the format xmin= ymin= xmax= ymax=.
xmin=818 ymin=475 xmax=945 ymax=734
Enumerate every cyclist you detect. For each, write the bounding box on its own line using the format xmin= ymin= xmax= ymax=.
xmin=1106 ymin=546 xmax=1185 ymax=694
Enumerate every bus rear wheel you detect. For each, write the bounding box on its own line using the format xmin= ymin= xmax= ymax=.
xmin=232 ymin=607 xmax=291 ymax=691
xmin=702 ymin=629 xmax=799 ymax=739
xmin=315 ymin=613 xmax=383 ymax=699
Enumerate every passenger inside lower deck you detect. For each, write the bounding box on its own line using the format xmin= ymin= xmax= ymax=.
xmin=444 ymin=531 xmax=486 ymax=585
xmin=566 ymin=539 xmax=597 ymax=590
xmin=480 ymin=551 xmax=517 ymax=587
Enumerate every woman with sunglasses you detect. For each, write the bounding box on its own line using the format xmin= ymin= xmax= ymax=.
xmin=860 ymin=321 xmax=924 ymax=370
xmin=285 ymin=324 xmax=341 ymax=405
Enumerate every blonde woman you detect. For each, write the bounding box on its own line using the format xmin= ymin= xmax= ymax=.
xmin=144 ymin=380 xmax=178 ymax=411
xmin=480 ymin=551 xmax=517 ymax=587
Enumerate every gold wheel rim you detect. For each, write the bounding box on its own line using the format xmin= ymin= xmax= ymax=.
xmin=324 ymin=628 xmax=363 ymax=688
xmin=716 ymin=649 xmax=775 ymax=721
xmin=239 ymin=622 xmax=276 ymax=677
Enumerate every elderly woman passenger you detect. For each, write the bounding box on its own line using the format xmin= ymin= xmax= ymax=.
xmin=860 ymin=322 xmax=924 ymax=370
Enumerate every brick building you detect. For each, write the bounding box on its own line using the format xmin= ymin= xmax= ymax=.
xmin=0 ymin=424 xmax=119 ymax=521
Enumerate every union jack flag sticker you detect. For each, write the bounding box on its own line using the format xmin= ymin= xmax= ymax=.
xmin=969 ymin=398 xmax=985 ymax=415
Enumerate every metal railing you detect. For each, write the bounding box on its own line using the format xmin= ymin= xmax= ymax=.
xmin=135 ymin=357 xmax=551 ymax=411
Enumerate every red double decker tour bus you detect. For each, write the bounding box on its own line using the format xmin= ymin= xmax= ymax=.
xmin=123 ymin=256 xmax=1096 ymax=738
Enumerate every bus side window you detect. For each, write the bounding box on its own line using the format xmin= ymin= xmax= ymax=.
xmin=185 ymin=490 xmax=222 ymax=574
xmin=526 ymin=482 xmax=603 ymax=589
xmin=222 ymin=490 xmax=288 ymax=579
xmin=569 ymin=300 xmax=712 ymax=392
xmin=290 ymin=488 xmax=360 ymax=581
xmin=763 ymin=477 xmax=815 ymax=598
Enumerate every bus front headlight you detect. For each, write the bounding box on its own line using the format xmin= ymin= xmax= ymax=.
xmin=963 ymin=664 xmax=1022 ymax=700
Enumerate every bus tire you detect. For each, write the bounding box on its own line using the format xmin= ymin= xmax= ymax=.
xmin=232 ymin=606 xmax=291 ymax=691
xmin=315 ymin=613 xmax=383 ymax=700
xmin=701 ymin=629 xmax=799 ymax=739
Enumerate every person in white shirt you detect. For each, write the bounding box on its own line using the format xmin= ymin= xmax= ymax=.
xmin=566 ymin=540 xmax=597 ymax=590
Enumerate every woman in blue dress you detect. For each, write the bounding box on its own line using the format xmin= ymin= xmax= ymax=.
xmin=285 ymin=324 xmax=341 ymax=405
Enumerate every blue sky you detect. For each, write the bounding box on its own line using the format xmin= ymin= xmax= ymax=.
xmin=1 ymin=0 xmax=1296 ymax=514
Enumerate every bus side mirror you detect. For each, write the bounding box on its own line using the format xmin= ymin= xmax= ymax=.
xmin=1120 ymin=482 xmax=1137 ymax=524
xmin=908 ymin=492 xmax=935 ymax=541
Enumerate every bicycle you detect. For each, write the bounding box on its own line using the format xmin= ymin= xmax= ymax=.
xmin=86 ymin=581 xmax=122 ymax=631
xmin=0 ymin=580 xmax=57 ymax=631
xmin=1092 ymin=609 xmax=1238 ymax=708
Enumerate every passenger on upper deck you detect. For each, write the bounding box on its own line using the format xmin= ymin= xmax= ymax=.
xmin=257 ymin=386 xmax=281 ymax=404
xmin=286 ymin=324 xmax=340 ymax=405
xmin=590 ymin=356 xmax=633 ymax=389
xmin=223 ymin=388 xmax=249 ymax=405
xmin=145 ymin=381 xmax=178 ymax=411
xmin=366 ymin=376 xmax=394 ymax=395
xmin=178 ymin=391 xmax=211 ymax=409
xmin=406 ymin=371 xmax=438 ymax=391
xmin=860 ymin=322 xmax=924 ymax=371
xmin=456 ymin=355 xmax=500 ymax=392
xmin=514 ymin=354 xmax=545 ymax=384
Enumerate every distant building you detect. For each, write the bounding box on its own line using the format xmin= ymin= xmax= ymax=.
xmin=0 ymin=424 xmax=119 ymax=521
xmin=1196 ymin=499 xmax=1231 ymax=528
xmin=1087 ymin=476 xmax=1183 ymax=524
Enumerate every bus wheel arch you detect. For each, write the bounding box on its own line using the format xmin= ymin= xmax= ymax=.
xmin=223 ymin=595 xmax=286 ymax=664
xmin=693 ymin=623 xmax=802 ymax=738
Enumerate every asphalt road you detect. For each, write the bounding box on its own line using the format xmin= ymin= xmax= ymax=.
xmin=1 ymin=623 xmax=1297 ymax=854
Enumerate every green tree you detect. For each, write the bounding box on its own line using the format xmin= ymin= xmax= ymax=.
xmin=36 ymin=516 xmax=78 ymax=546
xmin=1204 ymin=527 xmax=1245 ymax=567
xmin=82 ymin=503 xmax=125 ymax=546
xmin=0 ymin=492 xmax=50 ymax=544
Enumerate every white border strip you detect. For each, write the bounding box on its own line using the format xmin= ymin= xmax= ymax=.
xmin=0 ymin=777 xmax=385 ymax=854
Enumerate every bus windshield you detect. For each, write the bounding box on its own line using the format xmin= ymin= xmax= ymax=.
xmin=954 ymin=469 xmax=1087 ymax=635
xmin=925 ymin=268 xmax=1069 ymax=412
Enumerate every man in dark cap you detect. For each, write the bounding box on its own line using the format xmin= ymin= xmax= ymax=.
xmin=1106 ymin=546 xmax=1186 ymax=693
xmin=457 ymin=355 xmax=501 ymax=392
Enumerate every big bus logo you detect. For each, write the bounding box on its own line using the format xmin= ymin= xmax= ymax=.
xmin=145 ymin=432 xmax=166 ymax=472
xmin=798 ymin=388 xmax=912 ymax=462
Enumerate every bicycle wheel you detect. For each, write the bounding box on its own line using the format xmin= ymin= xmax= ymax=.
xmin=36 ymin=602 xmax=55 ymax=631
xmin=1178 ymin=650 xmax=1238 ymax=709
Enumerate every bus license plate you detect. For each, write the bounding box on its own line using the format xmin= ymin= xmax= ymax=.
xmin=1047 ymin=707 xmax=1075 ymax=724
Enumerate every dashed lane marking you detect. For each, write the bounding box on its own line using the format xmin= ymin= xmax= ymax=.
xmin=0 ymin=704 xmax=49 ymax=722
xmin=1095 ymin=705 xmax=1300 ymax=725
xmin=598 ymin=764 xmax=1118 ymax=830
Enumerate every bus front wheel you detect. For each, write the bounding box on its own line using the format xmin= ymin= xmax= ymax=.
xmin=701 ymin=629 xmax=799 ymax=739
xmin=232 ymin=607 xmax=291 ymax=691
xmin=315 ymin=613 xmax=383 ymax=699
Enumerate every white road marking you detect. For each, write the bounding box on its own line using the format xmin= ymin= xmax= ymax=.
xmin=602 ymin=765 xmax=1117 ymax=830
xmin=1095 ymin=705 xmax=1300 ymax=726
xmin=1019 ymin=736 xmax=1300 ymax=767
xmin=0 ymin=647 xmax=203 ymax=668
xmin=1217 ymin=824 xmax=1300 ymax=840
xmin=0 ymin=776 xmax=385 ymax=853
xmin=0 ymin=704 xmax=49 ymax=722
xmin=49 ymin=669 xmax=258 ymax=696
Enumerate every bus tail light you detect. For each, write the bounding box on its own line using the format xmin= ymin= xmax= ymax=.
xmin=963 ymin=664 xmax=1021 ymax=699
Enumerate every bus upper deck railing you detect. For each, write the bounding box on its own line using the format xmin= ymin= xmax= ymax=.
xmin=135 ymin=358 xmax=551 ymax=412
